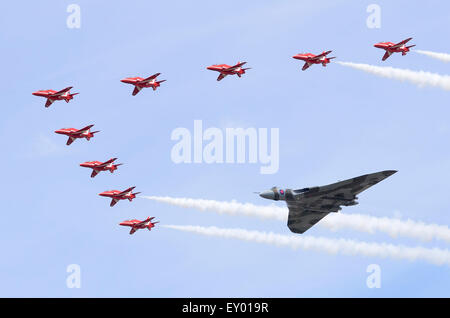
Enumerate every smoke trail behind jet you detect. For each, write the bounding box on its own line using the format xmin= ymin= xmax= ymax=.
xmin=164 ymin=225 xmax=450 ymax=266
xmin=144 ymin=196 xmax=450 ymax=243
xmin=416 ymin=50 xmax=450 ymax=63
xmin=336 ymin=61 xmax=450 ymax=91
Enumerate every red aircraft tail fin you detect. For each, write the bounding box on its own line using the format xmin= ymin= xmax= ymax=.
xmin=64 ymin=93 xmax=79 ymax=103
xmin=109 ymin=163 xmax=122 ymax=173
xmin=128 ymin=192 xmax=140 ymax=201
xmin=66 ymin=92 xmax=79 ymax=102
xmin=85 ymin=131 xmax=99 ymax=141
xmin=147 ymin=220 xmax=159 ymax=230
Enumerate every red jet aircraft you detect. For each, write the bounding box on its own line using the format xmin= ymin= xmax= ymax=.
xmin=374 ymin=37 xmax=415 ymax=61
xmin=55 ymin=124 xmax=99 ymax=146
xmin=292 ymin=51 xmax=335 ymax=71
xmin=119 ymin=217 xmax=159 ymax=235
xmin=207 ymin=62 xmax=251 ymax=81
xmin=121 ymin=73 xmax=166 ymax=96
xmin=99 ymin=186 xmax=140 ymax=207
xmin=32 ymin=86 xmax=79 ymax=108
xmin=80 ymin=158 xmax=123 ymax=178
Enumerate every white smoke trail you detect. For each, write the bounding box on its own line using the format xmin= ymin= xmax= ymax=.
xmin=416 ymin=50 xmax=450 ymax=63
xmin=336 ymin=61 xmax=450 ymax=91
xmin=143 ymin=196 xmax=286 ymax=221
xmin=163 ymin=225 xmax=450 ymax=266
xmin=143 ymin=196 xmax=450 ymax=243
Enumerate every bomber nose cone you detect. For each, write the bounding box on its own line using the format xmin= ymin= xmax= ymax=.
xmin=259 ymin=190 xmax=274 ymax=200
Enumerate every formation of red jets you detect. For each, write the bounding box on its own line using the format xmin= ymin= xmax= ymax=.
xmin=33 ymin=37 xmax=415 ymax=235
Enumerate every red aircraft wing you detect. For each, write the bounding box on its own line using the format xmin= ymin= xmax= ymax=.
xmin=311 ymin=51 xmax=332 ymax=60
xmin=129 ymin=227 xmax=138 ymax=235
xmin=302 ymin=62 xmax=312 ymax=71
xmin=142 ymin=73 xmax=161 ymax=83
xmin=66 ymin=137 xmax=75 ymax=146
xmin=136 ymin=217 xmax=154 ymax=226
xmin=391 ymin=37 xmax=413 ymax=49
xmin=75 ymin=124 xmax=94 ymax=134
xmin=382 ymin=51 xmax=393 ymax=61
xmin=132 ymin=86 xmax=142 ymax=96
xmin=217 ymin=73 xmax=227 ymax=81
xmin=110 ymin=198 xmax=119 ymax=207
xmin=91 ymin=170 xmax=99 ymax=178
xmin=97 ymin=158 xmax=117 ymax=168
xmin=50 ymin=86 xmax=73 ymax=97
xmin=118 ymin=186 xmax=136 ymax=195
xmin=45 ymin=99 xmax=54 ymax=108
xmin=226 ymin=62 xmax=246 ymax=71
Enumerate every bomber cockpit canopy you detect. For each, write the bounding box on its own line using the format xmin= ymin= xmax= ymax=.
xmin=293 ymin=187 xmax=310 ymax=194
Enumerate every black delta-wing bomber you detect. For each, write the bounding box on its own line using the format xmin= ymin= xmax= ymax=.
xmin=259 ymin=170 xmax=397 ymax=234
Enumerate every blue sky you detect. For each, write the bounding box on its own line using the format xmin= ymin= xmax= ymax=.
xmin=1 ymin=0 xmax=449 ymax=297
